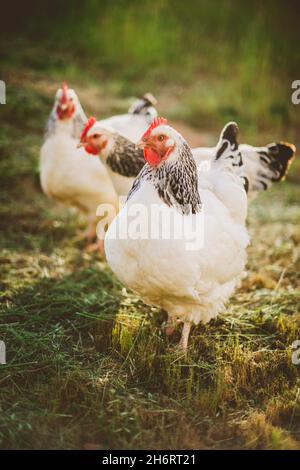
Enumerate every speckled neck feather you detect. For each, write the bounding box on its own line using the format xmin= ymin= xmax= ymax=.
xmin=128 ymin=142 xmax=202 ymax=215
xmin=106 ymin=134 xmax=145 ymax=177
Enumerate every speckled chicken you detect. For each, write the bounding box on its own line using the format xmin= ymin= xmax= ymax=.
xmin=105 ymin=119 xmax=250 ymax=350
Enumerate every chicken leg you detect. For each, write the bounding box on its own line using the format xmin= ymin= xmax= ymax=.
xmin=84 ymin=217 xmax=105 ymax=256
xmin=179 ymin=322 xmax=191 ymax=352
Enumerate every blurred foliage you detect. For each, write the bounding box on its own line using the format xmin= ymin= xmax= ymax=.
xmin=1 ymin=0 xmax=299 ymax=133
xmin=2 ymin=0 xmax=300 ymax=77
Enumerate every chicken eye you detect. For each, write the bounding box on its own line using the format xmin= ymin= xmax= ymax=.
xmin=158 ymin=135 xmax=165 ymax=142
xmin=93 ymin=134 xmax=100 ymax=139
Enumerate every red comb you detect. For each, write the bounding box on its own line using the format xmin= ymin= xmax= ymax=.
xmin=80 ymin=117 xmax=96 ymax=142
xmin=61 ymin=81 xmax=68 ymax=103
xmin=142 ymin=117 xmax=168 ymax=139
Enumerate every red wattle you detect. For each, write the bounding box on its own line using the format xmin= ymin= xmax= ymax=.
xmin=56 ymin=104 xmax=75 ymax=120
xmin=84 ymin=144 xmax=99 ymax=155
xmin=144 ymin=147 xmax=161 ymax=166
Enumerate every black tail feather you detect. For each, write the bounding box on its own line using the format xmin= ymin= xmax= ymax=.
xmin=242 ymin=141 xmax=296 ymax=193
xmin=259 ymin=142 xmax=296 ymax=182
xmin=128 ymin=93 xmax=157 ymax=116
xmin=215 ymin=122 xmax=239 ymax=160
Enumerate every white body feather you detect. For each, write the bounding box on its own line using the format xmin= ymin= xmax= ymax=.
xmin=98 ymin=114 xmax=154 ymax=143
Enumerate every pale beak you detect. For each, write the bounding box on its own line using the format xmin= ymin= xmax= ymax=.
xmin=136 ymin=139 xmax=146 ymax=149
xmin=60 ymin=103 xmax=68 ymax=111
xmin=77 ymin=142 xmax=84 ymax=149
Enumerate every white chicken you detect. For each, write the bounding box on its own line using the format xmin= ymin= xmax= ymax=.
xmin=40 ymin=82 xmax=119 ymax=251
xmin=103 ymin=118 xmax=249 ymax=350
xmin=79 ymin=119 xmax=295 ymax=199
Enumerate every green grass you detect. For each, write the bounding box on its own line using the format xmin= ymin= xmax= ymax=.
xmin=0 ymin=2 xmax=300 ymax=448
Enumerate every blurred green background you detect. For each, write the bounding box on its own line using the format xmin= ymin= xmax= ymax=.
xmin=1 ymin=0 xmax=299 ymax=135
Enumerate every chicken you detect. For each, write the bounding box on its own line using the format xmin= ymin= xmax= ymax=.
xmin=78 ymin=120 xmax=145 ymax=195
xmin=103 ymin=118 xmax=249 ymax=350
xmin=75 ymin=93 xmax=157 ymax=196
xmin=79 ymin=119 xmax=295 ymax=199
xmin=40 ymin=82 xmax=118 ymax=251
